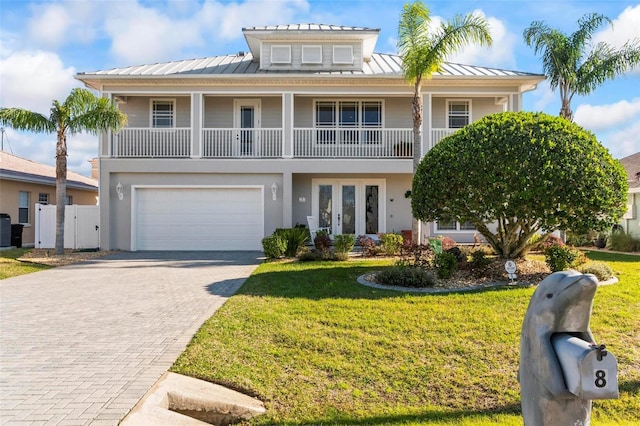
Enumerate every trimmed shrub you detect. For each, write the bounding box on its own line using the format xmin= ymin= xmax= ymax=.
xmin=434 ymin=252 xmax=458 ymax=279
xmin=376 ymin=266 xmax=437 ymax=288
xmin=544 ymin=245 xmax=581 ymax=272
xmin=577 ymin=261 xmax=614 ymax=282
xmin=468 ymin=249 xmax=492 ymax=277
xmin=262 ymin=234 xmax=286 ymax=259
xmin=380 ymin=233 xmax=404 ymax=256
xmin=608 ymin=230 xmax=640 ymax=252
xmin=275 ymin=228 xmax=310 ymax=257
xmin=398 ymin=243 xmax=435 ymax=269
xmin=334 ymin=234 xmax=356 ymax=255
xmin=357 ymin=235 xmax=379 ymax=257
xmin=314 ymin=230 xmax=332 ymax=251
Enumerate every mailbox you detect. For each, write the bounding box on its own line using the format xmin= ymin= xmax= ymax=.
xmin=551 ymin=333 xmax=619 ymax=400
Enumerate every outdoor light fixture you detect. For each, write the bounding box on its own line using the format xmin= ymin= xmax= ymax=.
xmin=116 ymin=182 xmax=124 ymax=200
xmin=271 ymin=182 xmax=278 ymax=201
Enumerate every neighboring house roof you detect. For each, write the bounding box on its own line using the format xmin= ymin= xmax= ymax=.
xmin=620 ymin=152 xmax=640 ymax=192
xmin=243 ymin=23 xmax=379 ymax=31
xmin=0 ymin=151 xmax=98 ymax=191
xmin=78 ymin=52 xmax=541 ymax=78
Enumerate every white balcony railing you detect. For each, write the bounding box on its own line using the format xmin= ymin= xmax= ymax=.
xmin=112 ymin=128 xmax=191 ymax=157
xmin=202 ymin=128 xmax=283 ymax=158
xmin=293 ymin=128 xmax=413 ymax=158
xmin=430 ymin=128 xmax=460 ymax=150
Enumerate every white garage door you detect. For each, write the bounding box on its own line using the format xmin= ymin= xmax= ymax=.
xmin=134 ymin=187 xmax=263 ymax=251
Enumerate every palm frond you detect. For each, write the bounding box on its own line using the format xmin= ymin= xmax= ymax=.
xmin=576 ymin=40 xmax=640 ymax=95
xmin=0 ymin=108 xmax=55 ymax=133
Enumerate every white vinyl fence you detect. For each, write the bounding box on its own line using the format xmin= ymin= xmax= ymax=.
xmin=34 ymin=203 xmax=100 ymax=249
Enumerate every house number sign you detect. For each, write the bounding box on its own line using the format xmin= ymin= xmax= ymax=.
xmin=505 ymin=260 xmax=517 ymax=281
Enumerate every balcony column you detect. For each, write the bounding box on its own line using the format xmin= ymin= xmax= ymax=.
xmin=422 ymin=92 xmax=432 ymax=154
xmin=191 ymin=93 xmax=203 ymax=158
xmin=282 ymin=172 xmax=293 ymax=227
xmin=282 ymin=92 xmax=294 ymax=159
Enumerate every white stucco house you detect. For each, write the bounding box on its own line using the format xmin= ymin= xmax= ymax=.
xmin=75 ymin=24 xmax=544 ymax=251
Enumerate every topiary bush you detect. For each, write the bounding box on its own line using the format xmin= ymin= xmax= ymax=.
xmin=334 ymin=234 xmax=356 ymax=255
xmin=434 ymin=251 xmax=458 ymax=279
xmin=376 ymin=266 xmax=437 ymax=288
xmin=262 ymin=234 xmax=286 ymax=259
xmin=577 ymin=261 xmax=614 ymax=281
xmin=544 ymin=245 xmax=581 ymax=272
xmin=380 ymin=233 xmax=404 ymax=256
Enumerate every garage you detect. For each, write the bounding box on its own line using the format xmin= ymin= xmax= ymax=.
xmin=133 ymin=186 xmax=264 ymax=251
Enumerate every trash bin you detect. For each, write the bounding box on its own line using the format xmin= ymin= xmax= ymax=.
xmin=11 ymin=223 xmax=24 ymax=248
xmin=0 ymin=214 xmax=11 ymax=247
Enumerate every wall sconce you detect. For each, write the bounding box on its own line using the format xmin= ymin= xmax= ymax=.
xmin=115 ymin=182 xmax=124 ymax=200
xmin=298 ymin=196 xmax=306 ymax=203
xmin=271 ymin=182 xmax=278 ymax=201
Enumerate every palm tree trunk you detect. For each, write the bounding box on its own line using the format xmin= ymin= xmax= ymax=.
xmin=412 ymin=80 xmax=422 ymax=244
xmin=55 ymin=131 xmax=67 ymax=255
xmin=559 ymin=98 xmax=573 ymax=121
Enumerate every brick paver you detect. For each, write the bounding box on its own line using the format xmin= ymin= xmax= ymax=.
xmin=0 ymin=251 xmax=261 ymax=425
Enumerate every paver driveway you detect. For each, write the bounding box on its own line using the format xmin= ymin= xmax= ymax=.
xmin=0 ymin=251 xmax=261 ymax=425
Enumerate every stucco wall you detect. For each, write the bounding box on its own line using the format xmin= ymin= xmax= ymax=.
xmin=0 ymin=179 xmax=98 ymax=247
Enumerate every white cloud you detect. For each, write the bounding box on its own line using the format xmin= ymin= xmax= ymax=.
xmin=198 ymin=0 xmax=309 ymax=40
xmin=104 ymin=3 xmax=203 ymax=64
xmin=26 ymin=1 xmax=100 ymax=48
xmin=0 ymin=50 xmax=79 ymax=113
xmin=599 ymin=121 xmax=640 ymax=159
xmin=574 ymin=99 xmax=640 ymax=132
xmin=593 ymin=5 xmax=640 ymax=75
xmin=593 ymin=5 xmax=640 ymax=49
xmin=444 ymin=11 xmax=516 ymax=69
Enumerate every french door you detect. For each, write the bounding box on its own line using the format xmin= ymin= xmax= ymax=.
xmin=312 ymin=179 xmax=385 ymax=236
xmin=234 ymin=99 xmax=261 ymax=156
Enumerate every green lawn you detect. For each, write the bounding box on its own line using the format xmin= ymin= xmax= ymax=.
xmin=0 ymin=248 xmax=51 ymax=279
xmin=173 ymin=251 xmax=638 ymax=425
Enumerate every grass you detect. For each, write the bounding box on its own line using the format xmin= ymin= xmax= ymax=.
xmin=0 ymin=248 xmax=51 ymax=279
xmin=172 ymin=252 xmax=640 ymax=425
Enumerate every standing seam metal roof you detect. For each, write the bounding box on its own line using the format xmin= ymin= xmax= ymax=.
xmin=80 ymin=52 xmax=541 ymax=78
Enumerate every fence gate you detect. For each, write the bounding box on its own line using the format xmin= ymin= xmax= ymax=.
xmin=35 ymin=204 xmax=99 ymax=249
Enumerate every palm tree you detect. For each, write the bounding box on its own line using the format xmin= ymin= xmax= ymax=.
xmin=398 ymin=0 xmax=492 ymax=242
xmin=524 ymin=13 xmax=640 ymax=121
xmin=0 ymin=88 xmax=126 ymax=254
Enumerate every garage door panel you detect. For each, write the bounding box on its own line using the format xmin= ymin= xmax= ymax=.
xmin=135 ymin=187 xmax=263 ymax=251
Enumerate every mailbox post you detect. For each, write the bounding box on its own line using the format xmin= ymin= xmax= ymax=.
xmin=519 ymin=271 xmax=619 ymax=425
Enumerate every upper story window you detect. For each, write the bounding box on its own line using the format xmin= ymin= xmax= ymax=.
xmin=447 ymin=100 xmax=471 ymax=129
xmin=151 ymin=99 xmax=174 ymax=128
xmin=302 ymin=45 xmax=322 ymax=64
xmin=66 ymin=195 xmax=73 ymax=205
xmin=38 ymin=193 xmax=49 ymax=205
xmin=315 ymin=100 xmax=382 ymax=144
xmin=271 ymin=45 xmax=291 ymax=64
xmin=333 ymin=45 xmax=354 ymax=64
xmin=18 ymin=191 xmax=29 ymax=224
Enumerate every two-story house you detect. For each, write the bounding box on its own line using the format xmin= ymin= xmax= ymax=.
xmin=76 ymin=24 xmax=544 ymax=251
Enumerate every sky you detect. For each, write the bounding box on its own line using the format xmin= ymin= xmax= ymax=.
xmin=1 ymin=0 xmax=639 ymax=177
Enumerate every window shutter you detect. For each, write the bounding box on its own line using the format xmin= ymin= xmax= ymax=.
xmin=302 ymin=45 xmax=322 ymax=64
xmin=271 ymin=45 xmax=291 ymax=64
xmin=333 ymin=46 xmax=353 ymax=64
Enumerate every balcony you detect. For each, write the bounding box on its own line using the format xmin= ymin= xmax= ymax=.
xmin=109 ymin=128 xmax=459 ymax=159
xmin=112 ymin=128 xmax=191 ymax=158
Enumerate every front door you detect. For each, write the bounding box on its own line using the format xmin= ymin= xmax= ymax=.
xmin=234 ymin=99 xmax=261 ymax=156
xmin=313 ymin=179 xmax=385 ymax=236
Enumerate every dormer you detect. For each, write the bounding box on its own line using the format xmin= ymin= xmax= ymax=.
xmin=242 ymin=24 xmax=380 ymax=72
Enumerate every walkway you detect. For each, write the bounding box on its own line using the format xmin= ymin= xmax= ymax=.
xmin=0 ymin=251 xmax=261 ymax=425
